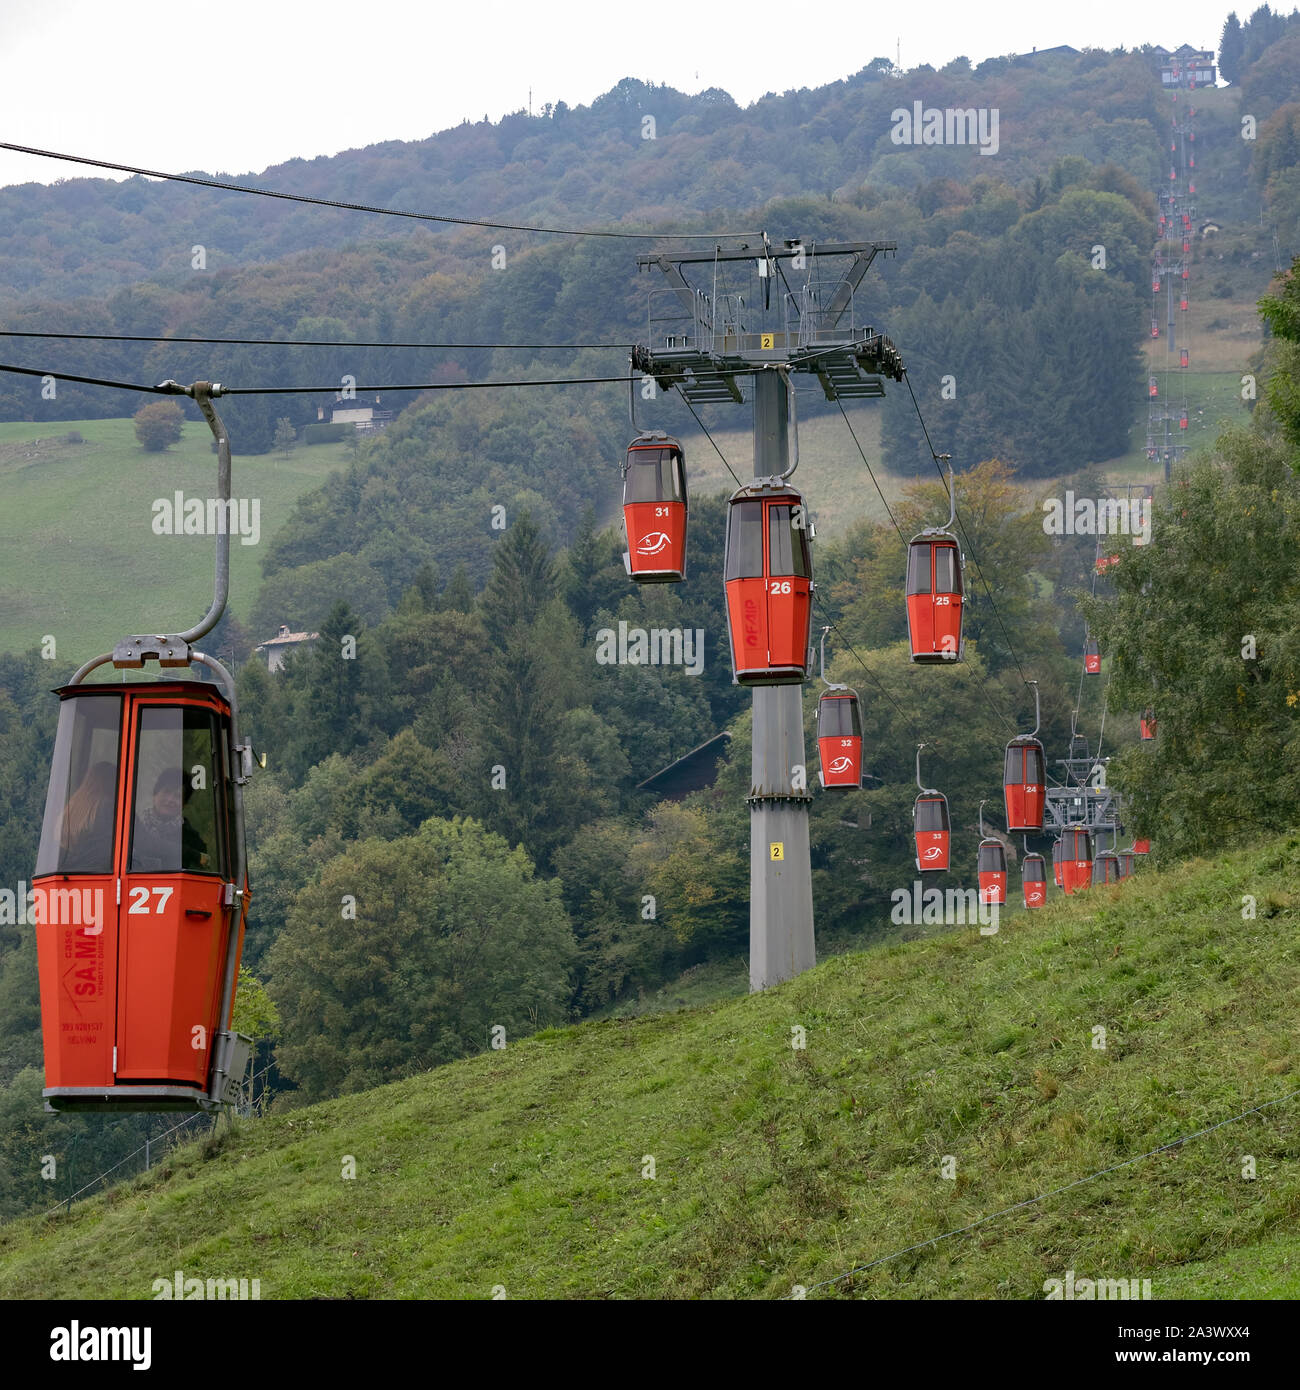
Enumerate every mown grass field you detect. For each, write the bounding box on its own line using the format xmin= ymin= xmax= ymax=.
xmin=0 ymin=418 xmax=354 ymax=659
xmin=2 ymin=835 xmax=1297 ymax=1300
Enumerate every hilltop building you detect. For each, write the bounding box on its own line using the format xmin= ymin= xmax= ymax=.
xmin=255 ymin=624 xmax=320 ymax=673
xmin=1153 ymin=44 xmax=1217 ymax=87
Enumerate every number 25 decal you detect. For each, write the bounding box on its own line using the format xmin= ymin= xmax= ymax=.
xmin=128 ymin=886 xmax=175 ymax=914
xmin=935 ymin=595 xmax=950 ymax=605
xmin=769 ymin=580 xmax=792 ymax=594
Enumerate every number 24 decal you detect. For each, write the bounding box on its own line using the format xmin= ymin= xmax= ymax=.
xmin=128 ymin=886 xmax=174 ymax=914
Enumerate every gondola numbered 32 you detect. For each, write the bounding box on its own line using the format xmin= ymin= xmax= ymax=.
xmin=906 ymin=457 xmax=964 ymax=663
xmin=815 ymin=629 xmax=863 ymax=789
xmin=33 ymin=382 xmax=255 ymax=1114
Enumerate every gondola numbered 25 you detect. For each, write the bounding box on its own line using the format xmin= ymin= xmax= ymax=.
xmin=33 ymin=381 xmax=255 ymax=1114
xmin=906 ymin=457 xmax=964 ymax=663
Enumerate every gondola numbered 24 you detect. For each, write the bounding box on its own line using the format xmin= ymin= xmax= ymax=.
xmin=33 ymin=381 xmax=256 ymax=1114
xmin=1003 ymin=680 xmax=1046 ymax=834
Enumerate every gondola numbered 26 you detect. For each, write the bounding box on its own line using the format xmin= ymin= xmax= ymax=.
xmin=33 ymin=382 xmax=255 ymax=1114
xmin=724 ymin=478 xmax=813 ymax=685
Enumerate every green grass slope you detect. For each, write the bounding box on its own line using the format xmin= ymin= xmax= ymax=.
xmin=0 ymin=419 xmax=354 ymax=658
xmin=2 ymin=838 xmax=1299 ymax=1300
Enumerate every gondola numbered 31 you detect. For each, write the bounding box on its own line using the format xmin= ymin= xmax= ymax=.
xmin=622 ymin=429 xmax=687 ymax=583
xmin=33 ymin=382 xmax=255 ymax=1114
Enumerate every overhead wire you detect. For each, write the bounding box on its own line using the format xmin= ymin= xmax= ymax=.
xmin=0 ymin=141 xmax=759 ymax=241
xmin=0 ymin=329 xmax=634 ymax=349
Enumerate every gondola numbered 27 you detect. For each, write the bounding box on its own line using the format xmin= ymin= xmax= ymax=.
xmin=33 ymin=382 xmax=255 ymax=1114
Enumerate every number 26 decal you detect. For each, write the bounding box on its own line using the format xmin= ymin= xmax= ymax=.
xmin=769 ymin=580 xmax=792 ymax=594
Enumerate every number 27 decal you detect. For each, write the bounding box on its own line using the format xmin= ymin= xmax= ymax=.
xmin=128 ymin=886 xmax=175 ymax=914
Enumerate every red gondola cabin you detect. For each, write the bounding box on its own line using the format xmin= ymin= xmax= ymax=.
xmin=906 ymin=533 xmax=963 ymax=662
xmin=1061 ymin=826 xmax=1094 ymax=896
xmin=34 ymin=681 xmax=250 ymax=1112
xmin=724 ymin=483 xmax=813 ymax=685
xmin=977 ymin=839 xmax=1007 ymax=906
xmin=1004 ymin=736 xmax=1046 ymax=833
xmin=1092 ymin=850 xmax=1121 ymax=886
xmin=817 ymin=689 xmax=862 ymax=788
xmin=1084 ymin=637 xmax=1101 ymax=675
xmin=1022 ymin=852 xmax=1047 ymax=908
xmin=623 ymin=432 xmax=686 ymax=583
xmin=1133 ymin=838 xmax=1151 ymax=855
xmin=914 ymin=794 xmax=950 ymax=873
xmin=1140 ymin=709 xmax=1156 ymax=741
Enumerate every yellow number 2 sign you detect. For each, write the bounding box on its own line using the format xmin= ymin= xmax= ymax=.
xmin=760 ymin=333 xmax=774 ymax=349
xmin=770 ymin=842 xmax=784 ymax=861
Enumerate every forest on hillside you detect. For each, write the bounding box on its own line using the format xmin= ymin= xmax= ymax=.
xmin=1 ymin=10 xmax=1300 ymax=1223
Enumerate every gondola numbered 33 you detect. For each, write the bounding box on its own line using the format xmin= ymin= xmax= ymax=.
xmin=33 ymin=381 xmax=256 ymax=1114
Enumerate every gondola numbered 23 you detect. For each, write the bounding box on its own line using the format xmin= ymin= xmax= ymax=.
xmin=33 ymin=381 xmax=256 ymax=1114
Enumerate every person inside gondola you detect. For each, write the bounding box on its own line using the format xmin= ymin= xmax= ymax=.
xmin=131 ymin=770 xmax=213 ymax=873
xmin=59 ymin=760 xmax=118 ymax=872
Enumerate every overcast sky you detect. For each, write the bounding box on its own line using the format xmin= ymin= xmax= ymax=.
xmin=0 ymin=0 xmax=1238 ymax=190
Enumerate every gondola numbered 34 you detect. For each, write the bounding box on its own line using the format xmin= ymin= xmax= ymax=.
xmin=976 ymin=801 xmax=1007 ymax=907
xmin=33 ymin=382 xmax=255 ymax=1114
xmin=1003 ymin=680 xmax=1046 ymax=834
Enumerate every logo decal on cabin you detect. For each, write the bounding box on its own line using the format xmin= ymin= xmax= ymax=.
xmin=828 ymin=756 xmax=852 ymax=775
xmin=636 ymin=531 xmax=671 ymax=555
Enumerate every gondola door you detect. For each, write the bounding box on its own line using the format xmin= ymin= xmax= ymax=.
xmin=115 ymin=689 xmax=240 ymax=1092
